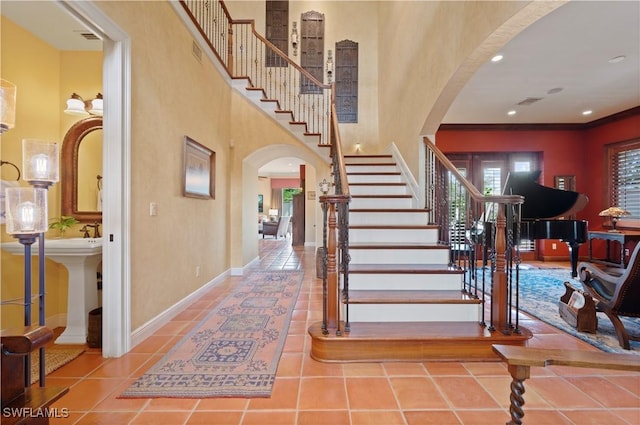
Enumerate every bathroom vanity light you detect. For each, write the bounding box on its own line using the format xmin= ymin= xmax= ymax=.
xmin=22 ymin=139 xmax=60 ymax=188
xmin=0 ymin=79 xmax=17 ymax=133
xmin=64 ymin=92 xmax=103 ymax=116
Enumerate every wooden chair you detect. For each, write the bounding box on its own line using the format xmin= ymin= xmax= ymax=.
xmin=578 ymin=241 xmax=640 ymax=349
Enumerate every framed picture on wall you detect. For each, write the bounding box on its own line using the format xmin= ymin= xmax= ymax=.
xmin=183 ymin=136 xmax=215 ymax=199
xmin=258 ymin=194 xmax=264 ymax=212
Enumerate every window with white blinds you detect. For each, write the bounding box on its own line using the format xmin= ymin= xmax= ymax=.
xmin=610 ymin=139 xmax=640 ymax=219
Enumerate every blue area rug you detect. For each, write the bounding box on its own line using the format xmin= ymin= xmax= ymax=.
xmin=509 ymin=266 xmax=639 ymax=354
xmin=120 ymin=270 xmax=304 ymax=398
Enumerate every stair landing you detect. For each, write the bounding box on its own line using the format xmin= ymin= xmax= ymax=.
xmin=308 ymin=321 xmax=532 ymax=362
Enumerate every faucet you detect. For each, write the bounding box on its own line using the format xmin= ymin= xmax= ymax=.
xmin=80 ymin=225 xmax=91 ymax=238
xmin=85 ymin=221 xmax=101 ymax=238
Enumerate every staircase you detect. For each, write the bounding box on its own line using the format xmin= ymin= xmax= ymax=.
xmin=308 ymin=154 xmax=531 ymax=362
xmin=177 ymin=0 xmax=531 ymax=363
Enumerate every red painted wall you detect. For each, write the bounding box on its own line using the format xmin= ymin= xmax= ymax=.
xmin=436 ymin=109 xmax=640 ymax=260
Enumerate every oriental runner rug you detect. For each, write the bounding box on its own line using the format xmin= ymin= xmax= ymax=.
xmin=120 ymin=270 xmax=303 ymax=398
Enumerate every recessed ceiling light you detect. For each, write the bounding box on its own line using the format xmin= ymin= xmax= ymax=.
xmin=582 ymin=110 xmax=593 ymax=116
xmin=491 ymin=54 xmax=503 ymax=63
xmin=507 ymin=110 xmax=517 ymax=116
xmin=608 ymin=55 xmax=626 ymax=64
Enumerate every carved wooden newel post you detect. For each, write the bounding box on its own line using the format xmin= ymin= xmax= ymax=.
xmin=326 ymin=200 xmax=339 ymax=330
xmin=492 ymin=206 xmax=510 ymax=334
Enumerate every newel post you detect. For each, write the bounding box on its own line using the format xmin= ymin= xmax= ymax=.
xmin=492 ymin=206 xmax=511 ymax=334
xmin=326 ymin=200 xmax=339 ymax=330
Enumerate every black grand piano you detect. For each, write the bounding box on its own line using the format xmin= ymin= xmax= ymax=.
xmin=503 ymin=171 xmax=589 ymax=277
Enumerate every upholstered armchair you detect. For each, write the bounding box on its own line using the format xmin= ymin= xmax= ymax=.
xmin=578 ymin=242 xmax=640 ymax=349
xmin=262 ymin=216 xmax=291 ymax=239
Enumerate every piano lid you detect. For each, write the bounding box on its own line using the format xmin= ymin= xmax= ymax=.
xmin=503 ymin=171 xmax=588 ymax=220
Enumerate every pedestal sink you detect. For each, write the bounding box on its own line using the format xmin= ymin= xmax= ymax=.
xmin=1 ymin=237 xmax=102 ymax=345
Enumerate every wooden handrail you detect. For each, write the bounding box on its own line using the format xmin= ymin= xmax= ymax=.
xmin=425 ymin=138 xmax=524 ymax=206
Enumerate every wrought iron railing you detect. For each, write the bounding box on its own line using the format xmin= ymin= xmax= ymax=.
xmin=425 ymin=138 xmax=526 ymax=334
xmin=180 ymin=0 xmax=332 ymax=144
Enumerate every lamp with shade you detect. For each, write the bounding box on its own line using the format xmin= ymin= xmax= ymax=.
xmin=599 ymin=206 xmax=631 ymax=232
xmin=268 ymin=209 xmax=279 ymax=221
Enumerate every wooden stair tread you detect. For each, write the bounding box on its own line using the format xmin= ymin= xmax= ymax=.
xmin=349 ymin=263 xmax=462 ymax=274
xmin=347 ymin=171 xmax=401 ymax=175
xmin=349 ymin=242 xmax=448 ymax=249
xmin=348 ymin=290 xmax=481 ymax=304
xmin=350 ymin=208 xmax=430 ymax=213
xmin=349 ymin=225 xmax=437 ymax=230
xmin=350 ymin=194 xmax=413 ymax=198
xmin=349 ymin=182 xmax=406 ymax=186
xmin=346 ymin=162 xmax=397 ymax=166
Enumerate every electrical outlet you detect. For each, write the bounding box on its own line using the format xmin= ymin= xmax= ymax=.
xmin=195 ymin=266 xmax=200 ymax=277
xmin=625 ymin=248 xmax=630 ymax=256
xmin=552 ymin=243 xmax=557 ymax=250
xmin=149 ymin=202 xmax=158 ymax=216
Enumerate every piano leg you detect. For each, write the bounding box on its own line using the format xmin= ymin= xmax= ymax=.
xmin=565 ymin=241 xmax=580 ymax=278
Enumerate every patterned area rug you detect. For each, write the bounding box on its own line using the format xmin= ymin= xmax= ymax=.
xmin=31 ymin=347 xmax=85 ymax=384
xmin=506 ymin=266 xmax=640 ymax=354
xmin=120 ymin=270 xmax=304 ymax=398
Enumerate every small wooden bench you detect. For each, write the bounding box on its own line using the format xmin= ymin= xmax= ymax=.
xmin=492 ymin=344 xmax=640 ymax=425
xmin=1 ymin=326 xmax=69 ymax=425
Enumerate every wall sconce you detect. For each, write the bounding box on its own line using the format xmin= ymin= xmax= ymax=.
xmin=319 ymin=178 xmax=334 ymax=195
xmin=290 ymin=22 xmax=298 ymax=56
xmin=1 ymin=79 xmax=17 ymax=133
xmin=599 ymin=206 xmax=631 ymax=232
xmin=326 ymin=50 xmax=334 ymax=83
xmin=64 ymin=92 xmax=103 ymax=116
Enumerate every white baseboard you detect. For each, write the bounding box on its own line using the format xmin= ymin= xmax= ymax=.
xmin=130 ymin=270 xmax=230 ymax=349
xmin=231 ymin=256 xmax=260 ymax=276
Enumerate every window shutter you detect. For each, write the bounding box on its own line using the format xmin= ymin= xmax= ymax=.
xmin=611 ymin=142 xmax=640 ymax=217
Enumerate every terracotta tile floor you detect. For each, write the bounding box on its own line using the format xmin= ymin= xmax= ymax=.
xmin=34 ymin=239 xmax=639 ymax=424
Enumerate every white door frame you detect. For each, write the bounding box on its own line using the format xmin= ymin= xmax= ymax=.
xmin=59 ymin=1 xmax=131 ymax=357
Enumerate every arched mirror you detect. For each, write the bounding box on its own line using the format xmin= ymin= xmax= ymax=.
xmin=61 ymin=116 xmax=103 ymax=222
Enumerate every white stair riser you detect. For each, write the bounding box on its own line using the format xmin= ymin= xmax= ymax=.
xmin=350 ymin=197 xmax=413 ymax=209
xmin=349 ymin=185 xmax=408 ymax=196
xmin=348 ymin=174 xmax=403 ymax=183
xmin=350 ymin=212 xmax=429 ymax=226
xmin=345 ymin=156 xmax=393 ymax=164
xmin=348 ymin=303 xmax=481 ymax=322
xmin=349 ymin=248 xmax=449 ymax=264
xmin=346 ymin=165 xmax=398 ymax=173
xmin=348 ymin=274 xmax=463 ymax=291
xmin=350 ymin=228 xmax=438 ymax=244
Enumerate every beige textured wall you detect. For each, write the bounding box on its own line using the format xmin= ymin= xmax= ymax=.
xmin=0 ymin=17 xmax=101 ymax=329
xmin=94 ymin=1 xmax=233 ymax=330
xmin=377 ymin=1 xmax=563 ymax=179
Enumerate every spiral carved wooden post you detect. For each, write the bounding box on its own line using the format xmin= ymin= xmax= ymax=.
xmin=491 ymin=206 xmax=510 ymax=334
xmin=506 ymin=364 xmax=530 ymax=425
xmin=326 ymin=200 xmax=339 ymax=330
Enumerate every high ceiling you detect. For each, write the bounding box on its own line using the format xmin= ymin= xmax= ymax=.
xmin=2 ymin=1 xmax=638 ymax=131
